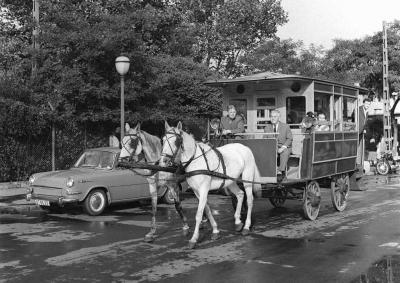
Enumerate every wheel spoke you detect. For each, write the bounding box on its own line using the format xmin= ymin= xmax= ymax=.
xmin=303 ymin=181 xmax=321 ymax=220
xmin=331 ymin=174 xmax=349 ymax=212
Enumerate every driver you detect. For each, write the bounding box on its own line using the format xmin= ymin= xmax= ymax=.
xmin=221 ymin=105 xmax=245 ymax=136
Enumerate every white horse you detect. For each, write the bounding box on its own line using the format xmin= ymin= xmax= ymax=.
xmin=159 ymin=121 xmax=261 ymax=249
xmin=119 ymin=123 xmax=190 ymax=242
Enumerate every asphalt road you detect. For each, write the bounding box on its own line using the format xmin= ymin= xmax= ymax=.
xmin=1 ymin=174 xmax=400 ymax=283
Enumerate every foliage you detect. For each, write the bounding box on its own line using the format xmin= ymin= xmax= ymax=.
xmin=6 ymin=0 xmax=400 ymax=181
xmin=178 ymin=0 xmax=288 ymax=77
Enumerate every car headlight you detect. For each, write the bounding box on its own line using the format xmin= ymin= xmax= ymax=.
xmin=28 ymin=175 xmax=36 ymax=185
xmin=66 ymin=177 xmax=74 ymax=188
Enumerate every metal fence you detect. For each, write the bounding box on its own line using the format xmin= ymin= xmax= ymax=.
xmin=0 ymin=118 xmax=210 ymax=183
xmin=0 ymin=125 xmax=108 ymax=183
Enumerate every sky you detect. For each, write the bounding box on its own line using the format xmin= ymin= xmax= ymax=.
xmin=276 ymin=0 xmax=400 ymax=49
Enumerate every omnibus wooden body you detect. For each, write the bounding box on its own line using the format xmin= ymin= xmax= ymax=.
xmin=205 ymin=72 xmax=368 ymax=220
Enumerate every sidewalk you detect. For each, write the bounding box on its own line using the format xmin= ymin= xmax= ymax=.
xmin=0 ymin=182 xmax=39 ymax=214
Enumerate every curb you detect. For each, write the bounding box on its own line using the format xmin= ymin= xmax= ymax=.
xmin=0 ymin=200 xmax=40 ymax=215
xmin=0 ymin=182 xmax=28 ymax=202
xmin=0 ymin=182 xmax=40 ymax=214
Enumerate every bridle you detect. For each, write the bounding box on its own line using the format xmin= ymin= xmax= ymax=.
xmin=161 ymin=131 xmax=185 ymax=167
xmin=161 ymin=130 xmax=215 ymax=170
xmin=120 ymin=133 xmax=144 ymax=162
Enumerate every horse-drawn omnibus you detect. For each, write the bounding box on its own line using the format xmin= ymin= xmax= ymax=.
xmin=205 ymin=72 xmax=369 ymax=220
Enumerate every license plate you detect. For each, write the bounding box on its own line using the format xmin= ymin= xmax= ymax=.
xmin=34 ymin=199 xmax=50 ymax=206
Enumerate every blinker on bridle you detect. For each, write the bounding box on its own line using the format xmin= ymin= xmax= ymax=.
xmin=161 ymin=131 xmax=183 ymax=165
xmin=122 ymin=133 xmax=143 ymax=160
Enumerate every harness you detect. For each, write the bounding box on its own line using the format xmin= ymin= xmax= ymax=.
xmin=162 ymin=131 xmax=227 ymax=191
xmin=121 ymin=133 xmax=158 ymax=176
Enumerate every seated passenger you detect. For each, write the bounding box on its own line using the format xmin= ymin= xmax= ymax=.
xmin=264 ymin=109 xmax=293 ymax=177
xmin=221 ymin=105 xmax=245 ymax=136
xmin=300 ymin=111 xmax=316 ymax=133
xmin=315 ymin=112 xmax=330 ymax=131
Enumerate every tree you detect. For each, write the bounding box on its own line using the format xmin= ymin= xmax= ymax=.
xmin=239 ymin=38 xmax=326 ymax=77
xmin=178 ymin=0 xmax=287 ymax=77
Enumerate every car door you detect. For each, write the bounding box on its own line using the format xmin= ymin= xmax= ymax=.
xmin=107 ymin=167 xmax=150 ymax=201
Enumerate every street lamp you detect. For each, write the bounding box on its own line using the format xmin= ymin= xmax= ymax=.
xmin=115 ymin=56 xmax=130 ymax=143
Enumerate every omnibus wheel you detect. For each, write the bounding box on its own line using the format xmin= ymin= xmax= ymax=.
xmin=376 ymin=160 xmax=390 ymax=175
xmin=331 ymin=174 xmax=349 ymax=212
xmin=269 ymin=188 xmax=287 ymax=208
xmin=302 ymin=181 xmax=321 ymax=220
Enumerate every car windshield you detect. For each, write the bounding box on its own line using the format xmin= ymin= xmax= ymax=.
xmin=74 ymin=150 xmax=116 ymax=169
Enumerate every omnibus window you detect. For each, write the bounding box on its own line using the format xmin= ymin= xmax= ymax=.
xmin=314 ymin=92 xmax=331 ymax=120
xmin=256 ymin=97 xmax=276 ymax=130
xmin=343 ymin=97 xmax=357 ymax=131
xmin=286 ymin=97 xmax=305 ymax=124
xmin=334 ymin=95 xmax=341 ymax=130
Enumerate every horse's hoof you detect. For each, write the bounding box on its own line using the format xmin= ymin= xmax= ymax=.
xmin=211 ymin=232 xmax=220 ymax=241
xmin=242 ymin=228 xmax=250 ymax=236
xmin=144 ymin=234 xmax=155 ymax=243
xmin=188 ymin=241 xmax=197 ymax=249
xmin=182 ymin=227 xmax=190 ymax=237
xmin=235 ymin=223 xmax=244 ymax=232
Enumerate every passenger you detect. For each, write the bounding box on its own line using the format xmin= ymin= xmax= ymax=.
xmin=315 ymin=112 xmax=330 ymax=131
xmin=300 ymin=111 xmax=316 ymax=133
xmin=264 ymin=109 xmax=293 ymax=177
xmin=221 ymin=105 xmax=245 ymax=136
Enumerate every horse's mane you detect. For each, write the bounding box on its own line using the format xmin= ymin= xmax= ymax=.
xmin=140 ymin=130 xmax=162 ymax=163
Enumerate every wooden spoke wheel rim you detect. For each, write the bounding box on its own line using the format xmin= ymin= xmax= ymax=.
xmin=302 ymin=181 xmax=321 ymax=220
xmin=331 ymin=174 xmax=349 ymax=212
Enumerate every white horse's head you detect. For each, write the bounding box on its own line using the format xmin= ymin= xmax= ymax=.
xmin=119 ymin=123 xmax=143 ymax=161
xmin=160 ymin=121 xmax=183 ymax=168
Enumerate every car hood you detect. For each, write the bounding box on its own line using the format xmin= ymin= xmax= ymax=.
xmin=32 ymin=168 xmax=109 ymax=188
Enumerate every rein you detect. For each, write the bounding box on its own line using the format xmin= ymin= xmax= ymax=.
xmin=121 ymin=133 xmax=144 ymax=161
xmin=161 ymin=131 xmax=230 ymax=190
xmin=121 ymin=132 xmax=162 ymax=176
xmin=118 ymin=161 xmax=266 ymax=185
xmin=162 ymin=131 xmax=216 ymax=169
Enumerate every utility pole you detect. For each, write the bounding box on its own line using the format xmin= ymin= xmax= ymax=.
xmin=382 ymin=21 xmax=393 ymax=152
xmin=32 ymin=0 xmax=39 ymax=77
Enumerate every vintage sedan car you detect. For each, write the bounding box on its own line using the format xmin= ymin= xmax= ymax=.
xmin=26 ymin=147 xmax=177 ymax=216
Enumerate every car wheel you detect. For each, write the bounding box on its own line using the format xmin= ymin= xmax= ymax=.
xmin=83 ymin=189 xmax=107 ymax=216
xmin=162 ymin=186 xmax=176 ymax=205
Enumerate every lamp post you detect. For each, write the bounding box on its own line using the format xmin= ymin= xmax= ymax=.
xmin=115 ymin=56 xmax=130 ymax=143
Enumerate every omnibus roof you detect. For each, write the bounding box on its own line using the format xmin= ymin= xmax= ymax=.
xmin=204 ymin=71 xmax=369 ymax=92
